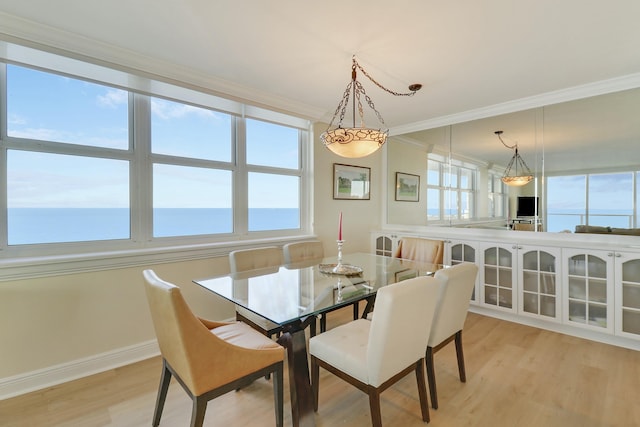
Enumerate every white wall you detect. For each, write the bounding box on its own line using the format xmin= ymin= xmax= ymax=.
xmin=312 ymin=123 xmax=384 ymax=255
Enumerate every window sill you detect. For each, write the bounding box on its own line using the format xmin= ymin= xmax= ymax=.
xmin=0 ymin=235 xmax=317 ymax=281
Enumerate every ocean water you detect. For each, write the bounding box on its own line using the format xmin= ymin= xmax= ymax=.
xmin=546 ymin=209 xmax=634 ymax=232
xmin=7 ymin=208 xmax=300 ymax=245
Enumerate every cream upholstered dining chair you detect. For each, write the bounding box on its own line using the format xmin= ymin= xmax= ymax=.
xmin=394 ymin=236 xmax=444 ymax=265
xmin=309 ymin=276 xmax=440 ymax=426
xmin=363 ymin=236 xmax=445 ymax=321
xmin=426 ymin=262 xmax=479 ymax=409
xmin=142 ymin=270 xmax=285 ymax=427
xmin=283 ymin=240 xmax=324 ymax=265
xmin=229 ymin=246 xmax=285 ymax=338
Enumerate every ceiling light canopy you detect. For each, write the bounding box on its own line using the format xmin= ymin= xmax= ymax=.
xmin=321 ymin=56 xmax=422 ymax=158
xmin=495 ymin=130 xmax=533 ymax=187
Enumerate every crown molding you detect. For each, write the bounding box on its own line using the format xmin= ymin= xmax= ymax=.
xmin=390 ymin=72 xmax=640 ymax=135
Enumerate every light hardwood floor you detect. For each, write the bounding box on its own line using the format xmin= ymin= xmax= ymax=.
xmin=2 ymin=310 xmax=640 ymax=427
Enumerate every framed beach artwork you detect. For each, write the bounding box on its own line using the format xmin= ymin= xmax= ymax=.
xmin=395 ymin=172 xmax=420 ymax=202
xmin=333 ymin=163 xmax=371 ymax=200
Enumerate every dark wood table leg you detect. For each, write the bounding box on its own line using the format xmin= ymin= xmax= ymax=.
xmin=277 ymin=326 xmax=315 ymax=427
xmin=360 ymin=295 xmax=376 ymax=319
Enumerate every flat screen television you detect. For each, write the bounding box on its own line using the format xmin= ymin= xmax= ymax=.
xmin=517 ymin=196 xmax=539 ymax=217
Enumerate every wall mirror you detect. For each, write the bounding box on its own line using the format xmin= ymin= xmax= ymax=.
xmin=387 ymin=86 xmax=640 ymax=233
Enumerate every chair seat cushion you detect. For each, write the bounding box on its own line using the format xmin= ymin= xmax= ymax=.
xmin=236 ymin=306 xmax=280 ymax=331
xmin=212 ymin=322 xmax=282 ymax=351
xmin=309 ymin=319 xmax=371 ymax=384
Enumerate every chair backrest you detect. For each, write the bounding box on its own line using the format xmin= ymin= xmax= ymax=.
xmin=393 ymin=237 xmax=444 ymax=265
xmin=143 ymin=269 xmax=217 ymax=393
xmin=367 ymin=276 xmax=440 ymax=387
xmin=229 ymin=246 xmax=284 ymax=273
xmin=428 ymin=263 xmax=479 ymax=347
xmin=283 ymin=240 xmax=324 ymax=264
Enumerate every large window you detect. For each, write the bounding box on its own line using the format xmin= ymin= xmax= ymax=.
xmin=426 ymin=155 xmax=477 ymax=222
xmin=488 ymin=171 xmax=506 ymax=218
xmin=1 ymin=60 xmax=310 ymax=256
xmin=6 ymin=65 xmax=131 ymax=245
xmin=547 ymin=172 xmax=636 ymax=232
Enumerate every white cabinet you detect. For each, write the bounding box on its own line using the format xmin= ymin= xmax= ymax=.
xmin=614 ymin=251 xmax=640 ymax=339
xmin=372 ymin=229 xmax=640 ymax=348
xmin=519 ymin=246 xmax=561 ymax=321
xmin=562 ymin=248 xmax=614 ymax=333
xmin=480 ymin=242 xmax=516 ymax=312
xmin=445 ymin=239 xmax=480 ymax=304
xmin=479 ymin=242 xmax=561 ymax=321
xmin=371 ymin=233 xmax=400 ymax=257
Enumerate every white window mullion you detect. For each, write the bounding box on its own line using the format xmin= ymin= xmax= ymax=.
xmin=0 ymin=63 xmax=7 ymax=252
xmin=234 ymin=115 xmax=248 ymax=236
xmin=131 ymin=94 xmax=152 ymax=244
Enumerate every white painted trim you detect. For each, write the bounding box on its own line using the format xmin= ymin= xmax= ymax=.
xmin=0 ymin=340 xmax=159 ymax=400
xmin=0 ymin=236 xmax=319 ymax=282
xmin=390 ymin=73 xmax=640 ymax=135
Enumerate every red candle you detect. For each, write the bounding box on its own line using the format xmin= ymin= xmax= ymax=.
xmin=338 ymin=212 xmax=343 ymax=241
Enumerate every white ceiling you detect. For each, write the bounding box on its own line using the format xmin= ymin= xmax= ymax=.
xmin=0 ymin=0 xmax=639 ymax=171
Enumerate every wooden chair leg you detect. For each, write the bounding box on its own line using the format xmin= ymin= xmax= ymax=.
xmin=190 ymin=395 xmax=207 ymax=427
xmin=320 ymin=314 xmax=327 ymax=333
xmin=455 ymin=330 xmax=467 ymax=382
xmin=152 ymin=360 xmax=172 ymax=427
xmin=367 ymin=387 xmax=383 ymax=427
xmin=309 ymin=318 xmax=317 ymax=337
xmin=425 ymin=346 xmax=438 ymax=409
xmin=311 ymin=356 xmax=320 ymax=412
xmin=273 ymin=363 xmax=284 ymax=427
xmin=352 ymin=301 xmax=359 ymax=320
xmin=415 ymin=359 xmax=430 ymax=423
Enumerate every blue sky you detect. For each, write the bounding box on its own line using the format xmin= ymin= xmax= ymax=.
xmin=6 ymin=64 xmax=300 ymax=209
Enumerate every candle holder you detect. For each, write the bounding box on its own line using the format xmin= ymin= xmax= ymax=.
xmin=335 ymin=277 xmax=343 ymax=302
xmin=318 ymin=239 xmax=363 ymax=276
xmin=332 ymin=240 xmax=347 ymax=274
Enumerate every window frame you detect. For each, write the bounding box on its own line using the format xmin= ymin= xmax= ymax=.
xmin=0 ymin=52 xmax=312 ymax=262
xmin=546 ymin=171 xmax=638 ymax=232
xmin=426 ymin=153 xmax=478 ymax=223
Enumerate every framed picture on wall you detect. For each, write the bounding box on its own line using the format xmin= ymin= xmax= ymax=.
xmin=395 ymin=172 xmax=420 ymax=202
xmin=333 ymin=163 xmax=371 ymax=200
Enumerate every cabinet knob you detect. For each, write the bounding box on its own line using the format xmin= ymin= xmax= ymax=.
xmin=615 ymin=252 xmax=622 ymax=257
xmin=607 ymin=252 xmax=614 ymax=257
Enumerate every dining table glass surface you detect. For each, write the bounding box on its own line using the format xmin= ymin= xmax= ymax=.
xmin=194 ymin=252 xmax=443 ymax=326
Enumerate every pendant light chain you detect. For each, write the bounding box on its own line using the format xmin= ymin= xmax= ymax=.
xmin=320 ymin=55 xmax=422 ymax=158
xmin=353 ymin=57 xmax=420 ymax=97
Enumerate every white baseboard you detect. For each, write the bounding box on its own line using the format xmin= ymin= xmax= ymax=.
xmin=0 ymin=339 xmax=160 ymax=400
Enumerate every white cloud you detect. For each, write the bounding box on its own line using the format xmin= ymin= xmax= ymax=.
xmin=8 ymin=114 xmax=27 ymax=125
xmin=151 ymin=98 xmax=217 ymax=120
xmin=97 ymin=89 xmax=128 ymax=108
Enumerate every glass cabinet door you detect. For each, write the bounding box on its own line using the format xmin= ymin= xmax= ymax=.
xmin=375 ymin=235 xmax=393 ymax=257
xmin=564 ymin=249 xmax=613 ymax=331
xmin=481 ymin=243 xmax=514 ymax=310
xmin=520 ymin=248 xmax=560 ymax=320
xmin=616 ymin=254 xmax=640 ymax=338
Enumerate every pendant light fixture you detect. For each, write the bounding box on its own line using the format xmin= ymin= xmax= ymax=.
xmin=495 ymin=130 xmax=533 ymax=186
xmin=320 ymin=56 xmax=422 ymax=158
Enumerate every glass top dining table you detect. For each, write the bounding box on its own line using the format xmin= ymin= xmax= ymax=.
xmin=194 ymin=252 xmax=443 ymax=327
xmin=193 ymin=252 xmax=444 ymax=427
